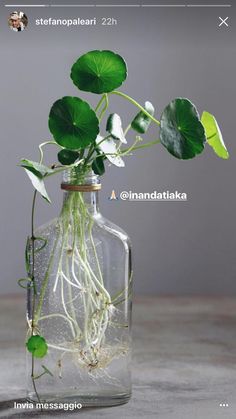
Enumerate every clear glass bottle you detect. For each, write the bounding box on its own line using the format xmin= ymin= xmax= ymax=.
xmin=26 ymin=170 xmax=133 ymax=407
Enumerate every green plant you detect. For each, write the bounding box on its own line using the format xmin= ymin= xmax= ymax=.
xmin=18 ymin=50 xmax=228 ymax=402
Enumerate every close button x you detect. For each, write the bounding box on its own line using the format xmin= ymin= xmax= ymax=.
xmin=219 ymin=17 xmax=229 ymax=27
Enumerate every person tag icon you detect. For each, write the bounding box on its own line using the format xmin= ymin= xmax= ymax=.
xmin=109 ymin=190 xmax=118 ymax=200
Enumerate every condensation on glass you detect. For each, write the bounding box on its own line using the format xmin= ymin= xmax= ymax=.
xmin=26 ymin=170 xmax=133 ymax=407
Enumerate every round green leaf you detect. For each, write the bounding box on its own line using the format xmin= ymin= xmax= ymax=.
xmin=48 ymin=96 xmax=99 ymax=150
xmin=70 ymin=50 xmax=127 ymax=94
xmin=26 ymin=335 xmax=48 ymax=358
xmin=58 ymin=149 xmax=79 ymax=165
xmin=160 ymin=98 xmax=206 ymax=159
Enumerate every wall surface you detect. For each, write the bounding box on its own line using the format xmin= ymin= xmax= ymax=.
xmin=0 ymin=0 xmax=235 ymax=295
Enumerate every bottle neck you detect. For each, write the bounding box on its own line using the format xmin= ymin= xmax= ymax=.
xmin=61 ymin=169 xmax=101 ymax=215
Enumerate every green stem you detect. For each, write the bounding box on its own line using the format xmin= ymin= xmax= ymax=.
xmin=34 ymin=371 xmax=48 ymax=380
xmin=29 ymin=190 xmax=41 ymax=404
xmin=122 ymin=139 xmax=160 ymax=153
xmin=99 ymin=93 xmax=109 ymax=121
xmin=95 ymin=94 xmax=106 ymax=113
xmin=110 ymin=91 xmax=161 ymax=126
xmin=83 ymin=134 xmax=112 ymax=167
xmin=83 ymin=146 xmax=96 ymax=167
xmin=45 ymin=159 xmax=84 ymax=179
xmin=120 ymin=136 xmax=141 ymax=156
xmin=124 ymin=124 xmax=131 ymax=136
xmin=65 ymin=195 xmax=82 ymax=337
xmin=39 ymin=141 xmax=58 ymax=164
xmin=103 ymin=139 xmax=160 ymax=158
xmin=96 ymin=134 xmax=112 ymax=147
xmin=88 ymin=217 xmax=104 ymax=286
xmin=34 ymin=229 xmax=60 ymax=323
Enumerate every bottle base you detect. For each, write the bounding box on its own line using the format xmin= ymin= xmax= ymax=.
xmin=27 ymin=391 xmax=131 ymax=407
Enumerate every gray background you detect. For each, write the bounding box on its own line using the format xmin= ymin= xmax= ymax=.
xmin=0 ymin=0 xmax=235 ymax=295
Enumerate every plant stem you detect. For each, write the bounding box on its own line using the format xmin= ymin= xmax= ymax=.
xmin=88 ymin=217 xmax=104 ymax=286
xmin=120 ymin=136 xmax=141 ymax=156
xmin=103 ymin=139 xmax=160 ymax=158
xmin=38 ymin=141 xmax=58 ymax=164
xmin=95 ymin=94 xmax=106 ymax=113
xmin=110 ymin=91 xmax=161 ymax=126
xmin=29 ymin=190 xmax=41 ymax=404
xmin=82 ymin=135 xmax=112 ymax=167
xmin=124 ymin=124 xmax=131 ymax=136
xmin=99 ymin=94 xmax=109 ymax=121
xmin=65 ymin=194 xmax=82 ymax=337
xmin=122 ymin=139 xmax=160 ymax=153
xmin=34 ymin=229 xmax=60 ymax=323
xmin=45 ymin=159 xmax=84 ymax=178
xmin=83 ymin=146 xmax=96 ymax=167
xmin=96 ymin=134 xmax=112 ymax=147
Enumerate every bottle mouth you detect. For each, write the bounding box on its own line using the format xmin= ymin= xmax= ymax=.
xmin=61 ymin=167 xmax=101 ymax=191
xmin=61 ymin=183 xmax=101 ymax=192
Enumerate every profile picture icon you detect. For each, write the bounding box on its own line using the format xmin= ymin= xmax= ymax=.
xmin=8 ymin=11 xmax=28 ymax=32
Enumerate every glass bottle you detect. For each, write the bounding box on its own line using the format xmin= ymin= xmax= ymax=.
xmin=26 ymin=169 xmax=133 ymax=407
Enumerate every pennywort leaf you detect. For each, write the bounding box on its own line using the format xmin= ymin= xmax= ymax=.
xmin=48 ymin=96 xmax=99 ymax=150
xmin=70 ymin=50 xmax=127 ymax=94
xmin=106 ymin=113 xmax=127 ymax=144
xmin=160 ymin=98 xmax=206 ymax=159
xmin=131 ymin=101 xmax=155 ymax=134
xmin=26 ymin=335 xmax=48 ymax=358
xmin=58 ymin=149 xmax=80 ymax=165
xmin=201 ymin=111 xmax=229 ymax=159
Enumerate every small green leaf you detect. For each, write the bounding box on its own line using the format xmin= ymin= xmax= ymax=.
xmin=58 ymin=149 xmax=80 ymax=165
xmin=24 ymin=169 xmax=51 ymax=203
xmin=70 ymin=50 xmax=127 ymax=94
xmin=26 ymin=335 xmax=48 ymax=358
xmin=106 ymin=114 xmax=127 ymax=144
xmin=48 ymin=96 xmax=99 ymax=150
xmin=160 ymin=98 xmax=206 ymax=159
xmin=20 ymin=159 xmax=53 ymax=178
xmin=92 ymin=156 xmax=105 ymax=175
xmin=131 ymin=101 xmax=155 ymax=134
xmin=201 ymin=111 xmax=229 ymax=159
xmin=18 ymin=277 xmax=33 ymax=289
